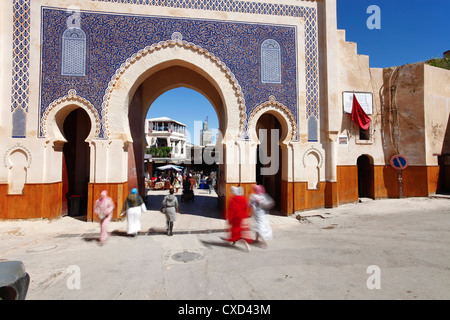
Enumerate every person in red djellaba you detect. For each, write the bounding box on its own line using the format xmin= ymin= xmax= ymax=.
xmin=225 ymin=186 xmax=252 ymax=251
xmin=94 ymin=190 xmax=115 ymax=244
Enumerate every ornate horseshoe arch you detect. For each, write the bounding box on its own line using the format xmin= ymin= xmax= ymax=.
xmin=101 ymin=33 xmax=248 ymax=140
xmin=247 ymin=95 xmax=297 ymax=144
xmin=41 ymin=89 xmax=101 ymax=142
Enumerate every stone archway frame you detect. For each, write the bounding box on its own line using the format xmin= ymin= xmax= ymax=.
xmin=42 ymin=89 xmax=100 ymax=143
xmin=101 ymin=35 xmax=247 ymax=143
xmin=247 ymin=95 xmax=297 ymax=146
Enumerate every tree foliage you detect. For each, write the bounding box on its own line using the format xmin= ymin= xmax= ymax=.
xmin=146 ymin=147 xmax=172 ymax=158
xmin=426 ymin=56 xmax=450 ymax=70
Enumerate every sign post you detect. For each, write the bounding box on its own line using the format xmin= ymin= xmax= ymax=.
xmin=390 ymin=154 xmax=408 ymax=198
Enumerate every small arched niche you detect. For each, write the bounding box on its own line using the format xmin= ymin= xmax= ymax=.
xmin=7 ymin=149 xmax=28 ymax=195
xmin=305 ymin=151 xmax=320 ymax=190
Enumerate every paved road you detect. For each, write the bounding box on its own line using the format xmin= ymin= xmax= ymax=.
xmin=1 ymin=196 xmax=449 ymax=300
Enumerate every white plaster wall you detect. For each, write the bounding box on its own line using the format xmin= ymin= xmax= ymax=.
xmin=424 ymin=64 xmax=450 ymax=165
xmin=335 ymin=28 xmax=386 ymax=166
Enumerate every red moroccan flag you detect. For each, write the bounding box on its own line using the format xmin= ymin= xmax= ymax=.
xmin=351 ymin=94 xmax=371 ymax=130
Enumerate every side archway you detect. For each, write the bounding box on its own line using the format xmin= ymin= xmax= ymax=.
xmin=42 ymin=89 xmax=100 ymax=143
xmin=42 ymin=90 xmax=98 ymax=217
xmin=247 ymin=96 xmax=296 ymax=215
xmin=247 ymin=96 xmax=296 ymax=146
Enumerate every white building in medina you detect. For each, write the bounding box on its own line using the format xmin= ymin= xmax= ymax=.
xmin=145 ymin=117 xmax=187 ymax=163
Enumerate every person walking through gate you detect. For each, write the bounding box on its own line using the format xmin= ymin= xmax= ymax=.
xmin=161 ymin=187 xmax=178 ymax=236
xmin=225 ymin=186 xmax=252 ymax=251
xmin=173 ymin=172 xmax=182 ymax=193
xmin=248 ymin=184 xmax=274 ymax=248
xmin=121 ymin=188 xmax=146 ymax=237
xmin=206 ymin=174 xmax=213 ymax=194
xmin=94 ymin=190 xmax=115 ymax=244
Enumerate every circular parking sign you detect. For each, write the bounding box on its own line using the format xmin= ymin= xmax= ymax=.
xmin=390 ymin=154 xmax=408 ymax=170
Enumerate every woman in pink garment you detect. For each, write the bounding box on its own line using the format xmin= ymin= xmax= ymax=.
xmin=94 ymin=190 xmax=115 ymax=244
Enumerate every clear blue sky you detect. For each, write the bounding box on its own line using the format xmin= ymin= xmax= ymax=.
xmin=337 ymin=0 xmax=449 ymax=68
xmin=148 ymin=1 xmax=449 ymax=143
xmin=147 ymin=87 xmax=219 ymax=145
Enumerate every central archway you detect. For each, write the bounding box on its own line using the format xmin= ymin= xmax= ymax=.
xmin=128 ymin=65 xmax=225 ymax=206
xmin=104 ymin=38 xmax=245 ymax=214
xmin=104 ymin=38 xmax=245 ymax=142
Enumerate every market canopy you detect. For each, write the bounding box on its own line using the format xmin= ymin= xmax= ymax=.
xmin=156 ymin=164 xmax=183 ymax=171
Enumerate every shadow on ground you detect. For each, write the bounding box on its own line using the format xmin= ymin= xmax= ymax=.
xmin=145 ymin=190 xmax=222 ymax=219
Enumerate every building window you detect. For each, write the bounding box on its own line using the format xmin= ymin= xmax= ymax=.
xmin=62 ymin=27 xmax=87 ymax=77
xmin=308 ymin=117 xmax=318 ymax=142
xmin=356 ymin=124 xmax=373 ymax=145
xmin=12 ymin=107 xmax=27 ymax=138
xmin=359 ymin=127 xmax=370 ymax=141
xmin=261 ymin=39 xmax=282 ymax=84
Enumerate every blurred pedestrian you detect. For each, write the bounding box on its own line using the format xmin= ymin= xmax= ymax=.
xmin=161 ymin=187 xmax=178 ymax=236
xmin=173 ymin=172 xmax=182 ymax=193
xmin=94 ymin=190 xmax=115 ymax=244
xmin=248 ymin=184 xmax=274 ymax=248
xmin=188 ymin=174 xmax=195 ymax=190
xmin=206 ymin=175 xmax=213 ymax=194
xmin=225 ymin=186 xmax=252 ymax=251
xmin=121 ymin=188 xmax=146 ymax=237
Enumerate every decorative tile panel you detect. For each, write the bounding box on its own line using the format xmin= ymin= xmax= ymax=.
xmin=261 ymin=39 xmax=282 ymax=84
xmin=40 ymin=1 xmax=320 ymax=139
xmin=91 ymin=0 xmax=320 ymax=120
xmin=11 ymin=0 xmax=31 ymax=137
xmin=40 ymin=8 xmax=298 ymax=139
xmin=61 ymin=28 xmax=87 ymax=76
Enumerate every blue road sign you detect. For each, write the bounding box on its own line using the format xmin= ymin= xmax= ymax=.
xmin=390 ymin=154 xmax=408 ymax=170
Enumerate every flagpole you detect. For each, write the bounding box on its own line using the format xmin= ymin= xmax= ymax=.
xmin=398 ymin=170 xmax=403 ymax=199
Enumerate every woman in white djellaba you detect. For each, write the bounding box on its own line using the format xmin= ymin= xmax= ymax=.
xmin=121 ymin=188 xmax=146 ymax=236
xmin=248 ymin=184 xmax=274 ymax=248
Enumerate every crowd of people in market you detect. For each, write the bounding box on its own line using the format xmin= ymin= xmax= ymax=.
xmin=145 ymin=169 xmax=217 ymax=194
xmin=94 ymin=167 xmax=274 ymax=251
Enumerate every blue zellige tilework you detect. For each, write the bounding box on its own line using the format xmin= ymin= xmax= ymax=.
xmin=39 ymin=8 xmax=300 ymax=138
xmin=11 ymin=0 xmax=31 ymax=138
xmin=91 ymin=0 xmax=320 ymax=120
